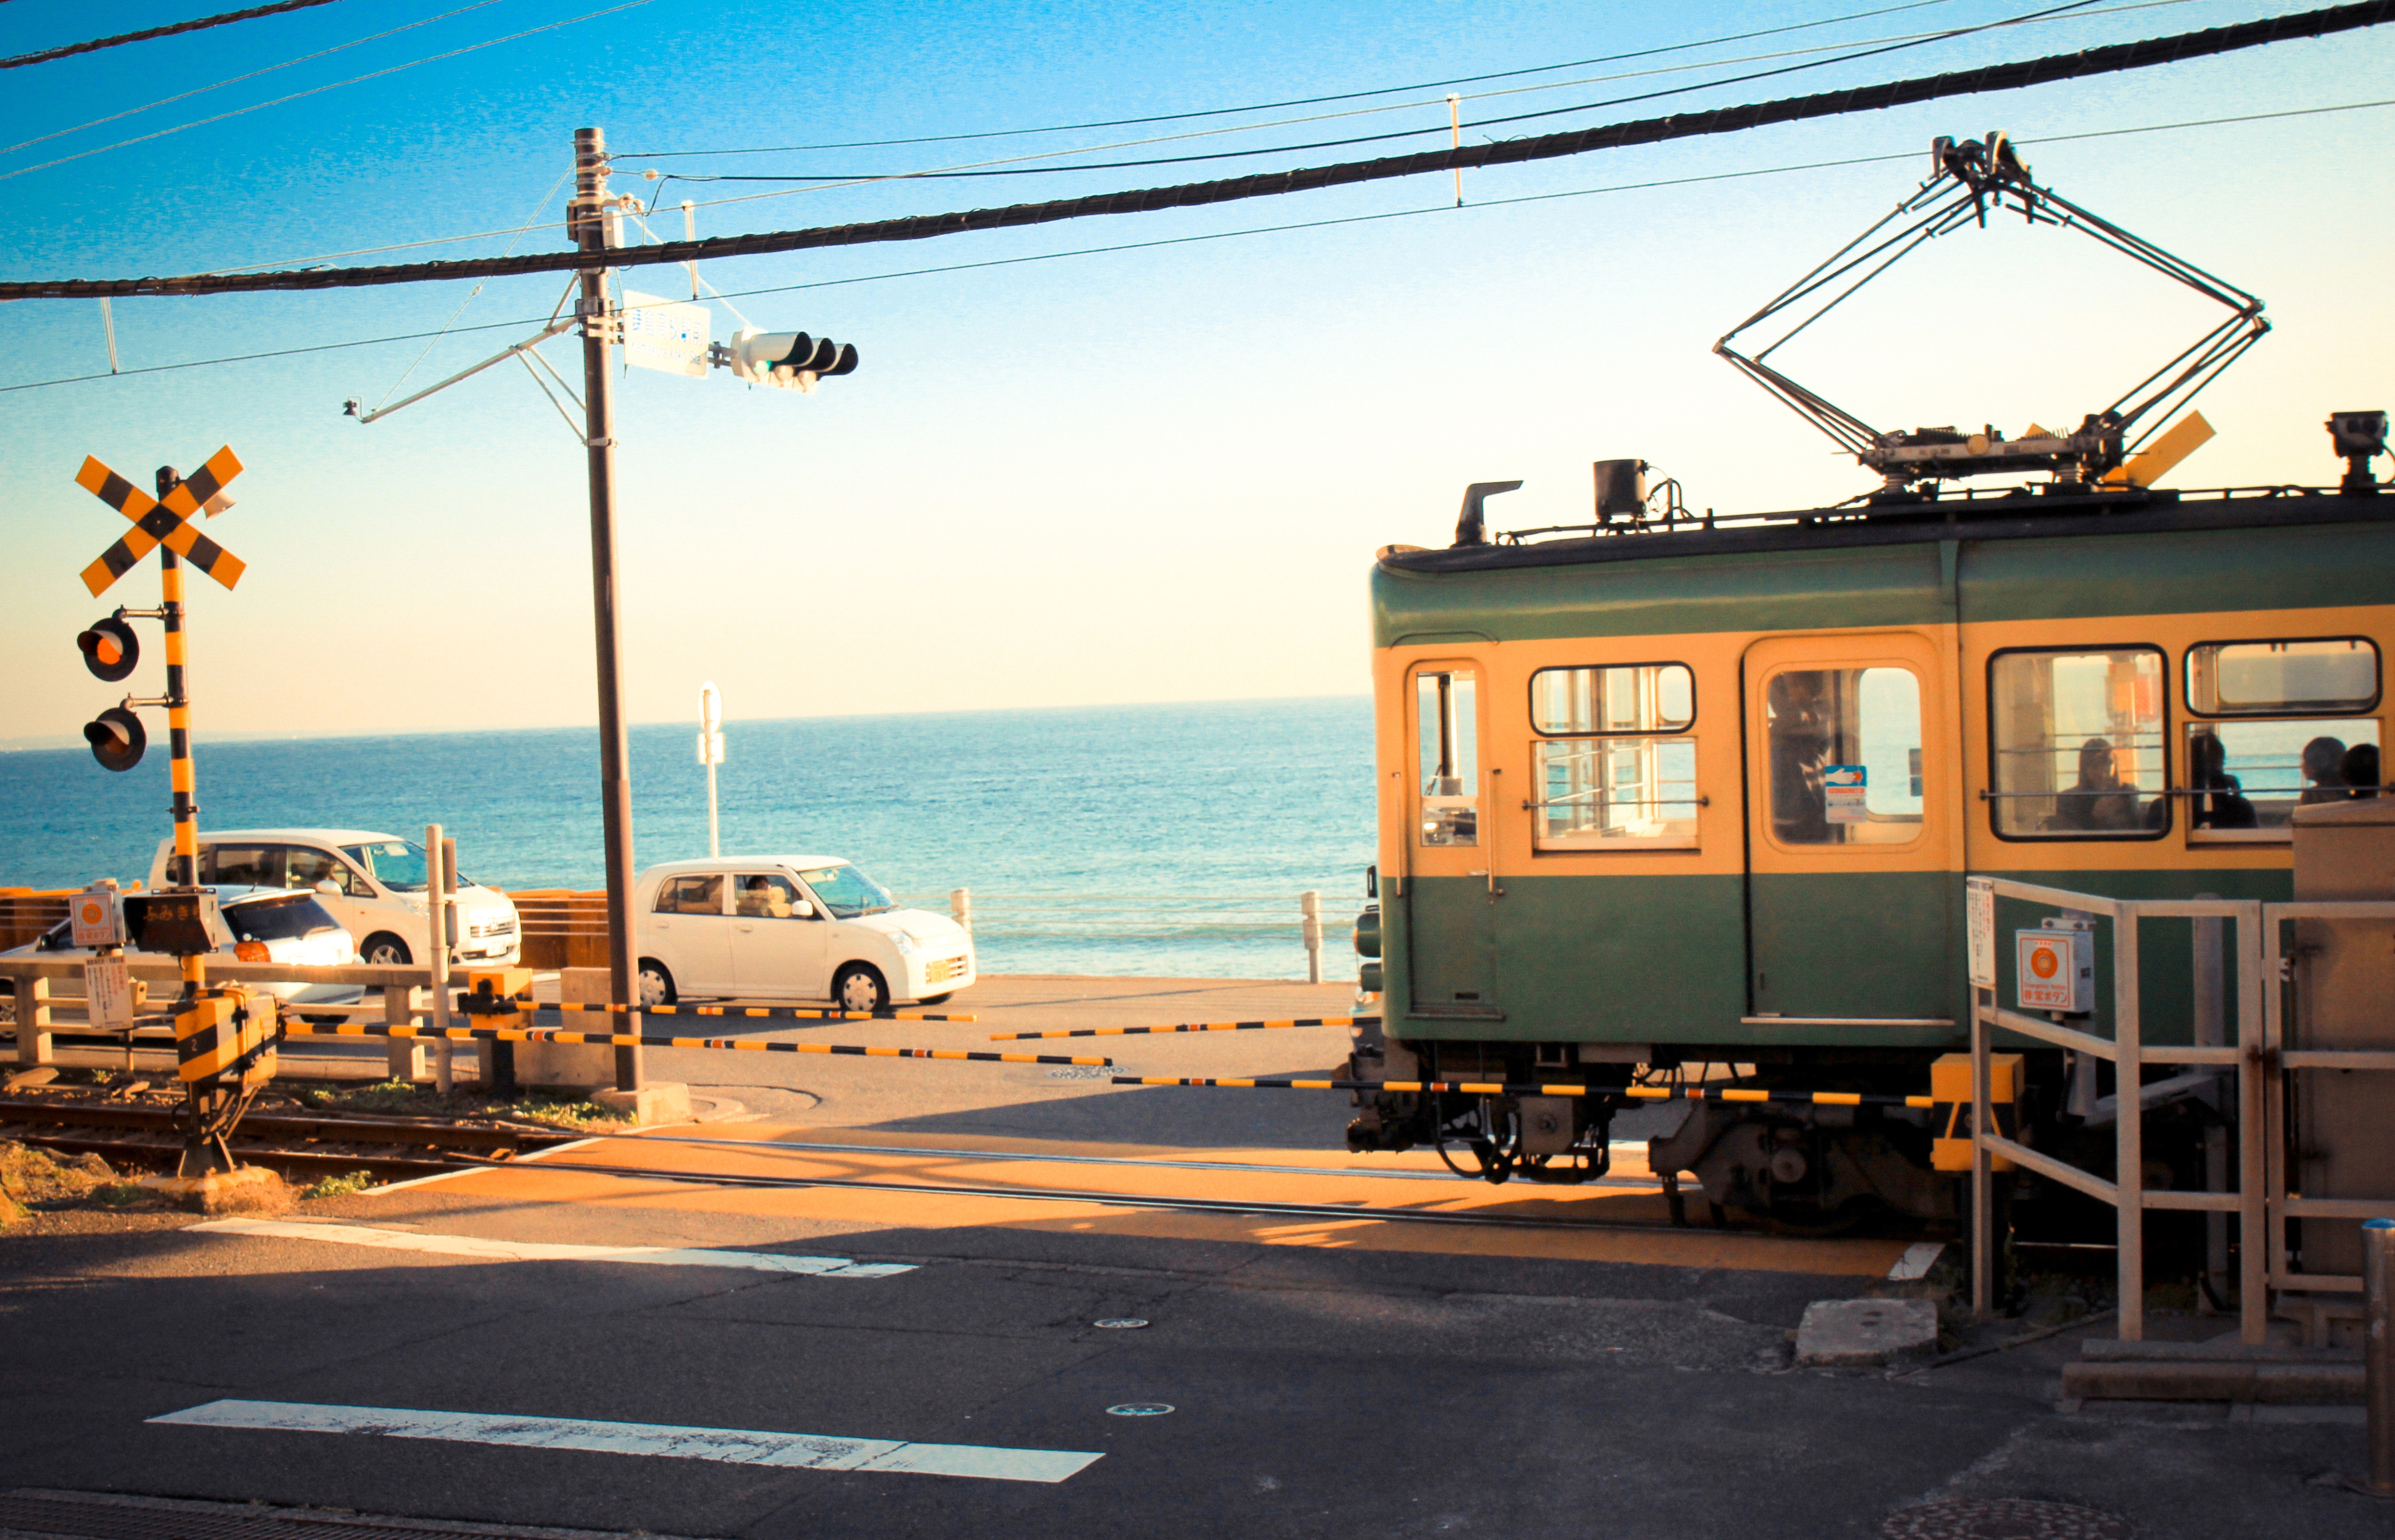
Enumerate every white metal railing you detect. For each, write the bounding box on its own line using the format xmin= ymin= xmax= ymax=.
xmin=1964 ymin=876 xmax=2395 ymax=1345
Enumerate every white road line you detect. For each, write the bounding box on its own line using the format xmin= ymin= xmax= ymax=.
xmin=149 ymin=1401 xmax=1101 ymax=1484
xmin=1886 ymin=1241 xmax=1946 ymax=1281
xmin=188 ymin=1218 xmax=914 ymax=1277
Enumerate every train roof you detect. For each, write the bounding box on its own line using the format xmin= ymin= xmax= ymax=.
xmin=1370 ymin=485 xmax=2395 ymax=646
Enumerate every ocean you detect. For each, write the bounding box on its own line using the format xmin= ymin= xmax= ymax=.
xmin=0 ymin=696 xmax=1379 ymax=980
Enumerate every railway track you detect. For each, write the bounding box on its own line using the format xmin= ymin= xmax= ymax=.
xmin=0 ymin=1096 xmax=586 ymax=1180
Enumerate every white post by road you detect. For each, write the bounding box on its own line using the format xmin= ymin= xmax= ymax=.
xmin=951 ymin=889 xmax=972 ymax=939
xmin=699 ymin=681 xmax=725 ymax=860
xmin=426 ymin=824 xmax=452 ymax=1093
xmin=1301 ymin=890 xmax=1323 ymax=984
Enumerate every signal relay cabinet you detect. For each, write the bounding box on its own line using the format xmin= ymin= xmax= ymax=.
xmin=2289 ymin=798 xmax=2395 ymax=1280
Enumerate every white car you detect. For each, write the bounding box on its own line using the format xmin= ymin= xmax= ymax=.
xmin=148 ymin=828 xmax=521 ymax=968
xmin=633 ymin=855 xmax=974 ymax=1012
xmin=3 ymin=886 xmax=362 ymax=1018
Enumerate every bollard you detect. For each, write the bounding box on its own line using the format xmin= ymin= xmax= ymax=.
xmin=1301 ymin=890 xmax=1323 ymax=985
xmin=951 ymin=888 xmax=972 ymax=940
xmin=2368 ymin=1218 xmax=2395 ymax=1496
xmin=426 ymin=825 xmax=453 ymax=1094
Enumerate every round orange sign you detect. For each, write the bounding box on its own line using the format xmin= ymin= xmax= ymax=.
xmin=2030 ymin=946 xmax=2060 ymax=980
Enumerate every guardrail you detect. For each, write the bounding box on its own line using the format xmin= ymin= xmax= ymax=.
xmin=1963 ymin=876 xmax=2395 ymax=1345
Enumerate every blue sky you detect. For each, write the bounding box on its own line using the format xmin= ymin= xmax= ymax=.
xmin=3 ymin=0 xmax=2390 ymax=746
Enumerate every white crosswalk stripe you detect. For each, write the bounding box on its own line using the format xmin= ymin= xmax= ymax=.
xmin=188 ymin=1219 xmax=914 ymax=1276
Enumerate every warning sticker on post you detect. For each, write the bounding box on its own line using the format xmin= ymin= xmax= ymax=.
xmin=1822 ymin=764 xmax=1867 ymax=822
xmin=85 ymin=956 xmax=133 ymax=1030
xmin=1967 ymin=877 xmax=1996 ymax=988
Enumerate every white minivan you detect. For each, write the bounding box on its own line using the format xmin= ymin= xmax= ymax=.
xmin=149 ymin=828 xmax=521 ymax=968
xmin=633 ymin=855 xmax=973 ymax=1012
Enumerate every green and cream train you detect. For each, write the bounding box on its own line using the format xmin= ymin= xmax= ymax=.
xmin=1346 ymin=428 xmax=2393 ymax=1227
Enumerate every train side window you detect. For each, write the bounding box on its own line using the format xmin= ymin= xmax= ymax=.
xmin=2184 ymin=718 xmax=2383 ymax=841
xmin=2187 ymin=637 xmax=2379 ymax=716
xmin=1989 ymin=647 xmax=2168 ymax=839
xmin=1530 ymin=663 xmax=1694 ymax=734
xmin=1416 ymin=668 xmax=1479 ymax=846
xmin=1765 ymin=667 xmax=1924 ymax=846
xmin=1532 ymin=736 xmax=1699 ymax=849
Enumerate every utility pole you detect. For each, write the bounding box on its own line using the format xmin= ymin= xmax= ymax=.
xmin=573 ymin=125 xmax=641 ymax=1093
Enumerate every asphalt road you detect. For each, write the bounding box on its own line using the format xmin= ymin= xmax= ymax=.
xmin=1 ymin=977 xmax=2382 ymax=1539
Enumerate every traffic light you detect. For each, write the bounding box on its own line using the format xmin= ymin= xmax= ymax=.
xmin=728 ymin=327 xmax=859 ymax=392
xmin=85 ymin=705 xmax=145 ymax=772
xmin=76 ymin=612 xmax=139 ymax=682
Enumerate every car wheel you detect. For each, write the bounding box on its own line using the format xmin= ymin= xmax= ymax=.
xmin=638 ymin=959 xmax=677 ymax=1008
xmin=360 ymin=933 xmax=411 ymax=966
xmin=833 ymin=964 xmax=889 ymax=1014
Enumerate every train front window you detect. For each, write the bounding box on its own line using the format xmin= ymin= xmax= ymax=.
xmin=1530 ymin=663 xmax=1698 ymax=849
xmin=1531 ymin=664 xmax=1693 ymax=734
xmin=1533 ymin=737 xmax=1699 ymax=849
xmin=1765 ymin=667 xmax=1924 ymax=846
xmin=2188 ymin=638 xmax=2379 ymax=716
xmin=1989 ymin=648 xmax=2167 ymax=838
xmin=1416 ymin=668 xmax=1479 ymax=846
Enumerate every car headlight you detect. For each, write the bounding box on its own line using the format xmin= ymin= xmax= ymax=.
xmin=888 ymin=930 xmax=919 ymax=955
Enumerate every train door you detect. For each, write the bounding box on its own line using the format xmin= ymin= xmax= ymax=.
xmin=1404 ymin=662 xmax=1500 ymax=1018
xmin=1744 ymin=634 xmax=1954 ymax=1021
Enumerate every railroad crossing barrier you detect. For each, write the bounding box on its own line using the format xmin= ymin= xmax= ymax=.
xmin=279 ymin=1022 xmax=1110 ymax=1067
xmin=990 ymin=1015 xmax=1377 ymax=1040
xmin=1106 ymin=1076 xmax=1936 ymax=1105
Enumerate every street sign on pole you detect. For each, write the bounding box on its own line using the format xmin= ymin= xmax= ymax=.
xmin=622 ymin=291 xmax=710 ymax=378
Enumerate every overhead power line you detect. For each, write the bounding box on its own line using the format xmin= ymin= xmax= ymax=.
xmin=2 ymin=1 xmax=2386 ymax=302
xmin=1 ymin=0 xmax=348 ymax=70
xmin=618 ymin=0 xmax=1973 ymax=156
xmin=657 ymin=0 xmax=2119 ymax=184
xmin=4 ymin=93 xmax=2387 ymax=397
xmin=0 ymin=0 xmax=652 ymax=181
xmin=0 ymin=0 xmax=508 ymax=159
xmin=651 ymin=0 xmax=2178 ymax=189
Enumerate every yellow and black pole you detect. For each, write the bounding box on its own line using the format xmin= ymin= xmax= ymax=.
xmin=157 ymin=467 xmax=203 ymax=996
xmin=70 ymin=449 xmax=269 ymax=1182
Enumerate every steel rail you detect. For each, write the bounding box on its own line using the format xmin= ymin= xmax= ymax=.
xmin=523 ymin=1155 xmax=1730 ymax=1234
xmin=623 ymin=1132 xmax=1665 ymax=1188
xmin=0 ymin=1096 xmax=583 ymax=1150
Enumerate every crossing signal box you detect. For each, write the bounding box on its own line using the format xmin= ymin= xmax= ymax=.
xmin=84 ymin=705 xmax=146 ymax=772
xmin=77 ymin=614 xmax=139 ymax=681
xmin=174 ymin=986 xmax=278 ymax=1090
xmin=728 ymin=327 xmax=859 ymax=392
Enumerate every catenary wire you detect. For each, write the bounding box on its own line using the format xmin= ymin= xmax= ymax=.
xmin=371 ymin=165 xmax=574 ymax=409
xmin=0 ymin=0 xmax=510 ymax=160
xmin=169 ymin=0 xmax=2184 ymax=272
xmin=637 ymin=1 xmax=2194 ymax=194
xmin=647 ymin=0 xmax=2108 ymax=184
xmin=5 ymin=1 xmax=2377 ymax=300
xmin=3 ymin=94 xmax=2383 ymax=397
xmin=1 ymin=0 xmax=348 ymax=71
xmin=618 ymin=0 xmax=1976 ymax=155
xmin=0 ymin=0 xmax=653 ymax=182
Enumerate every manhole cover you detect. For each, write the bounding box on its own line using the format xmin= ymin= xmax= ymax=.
xmin=1882 ymin=1499 xmax=2134 ymax=1540
xmin=1106 ymin=1403 xmax=1175 ymax=1416
xmin=1093 ymin=1318 xmax=1148 ymax=1329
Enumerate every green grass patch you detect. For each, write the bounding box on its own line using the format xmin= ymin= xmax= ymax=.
xmin=293 ymin=1079 xmax=624 ymax=1132
xmin=91 ymin=1182 xmax=151 ymax=1208
xmin=298 ymin=1170 xmax=378 ymax=1200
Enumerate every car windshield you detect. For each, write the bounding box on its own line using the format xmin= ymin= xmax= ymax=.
xmin=795 ymin=864 xmax=894 ymax=919
xmin=338 ymin=839 xmax=470 ymax=893
xmin=227 ymin=894 xmax=343 ymax=943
